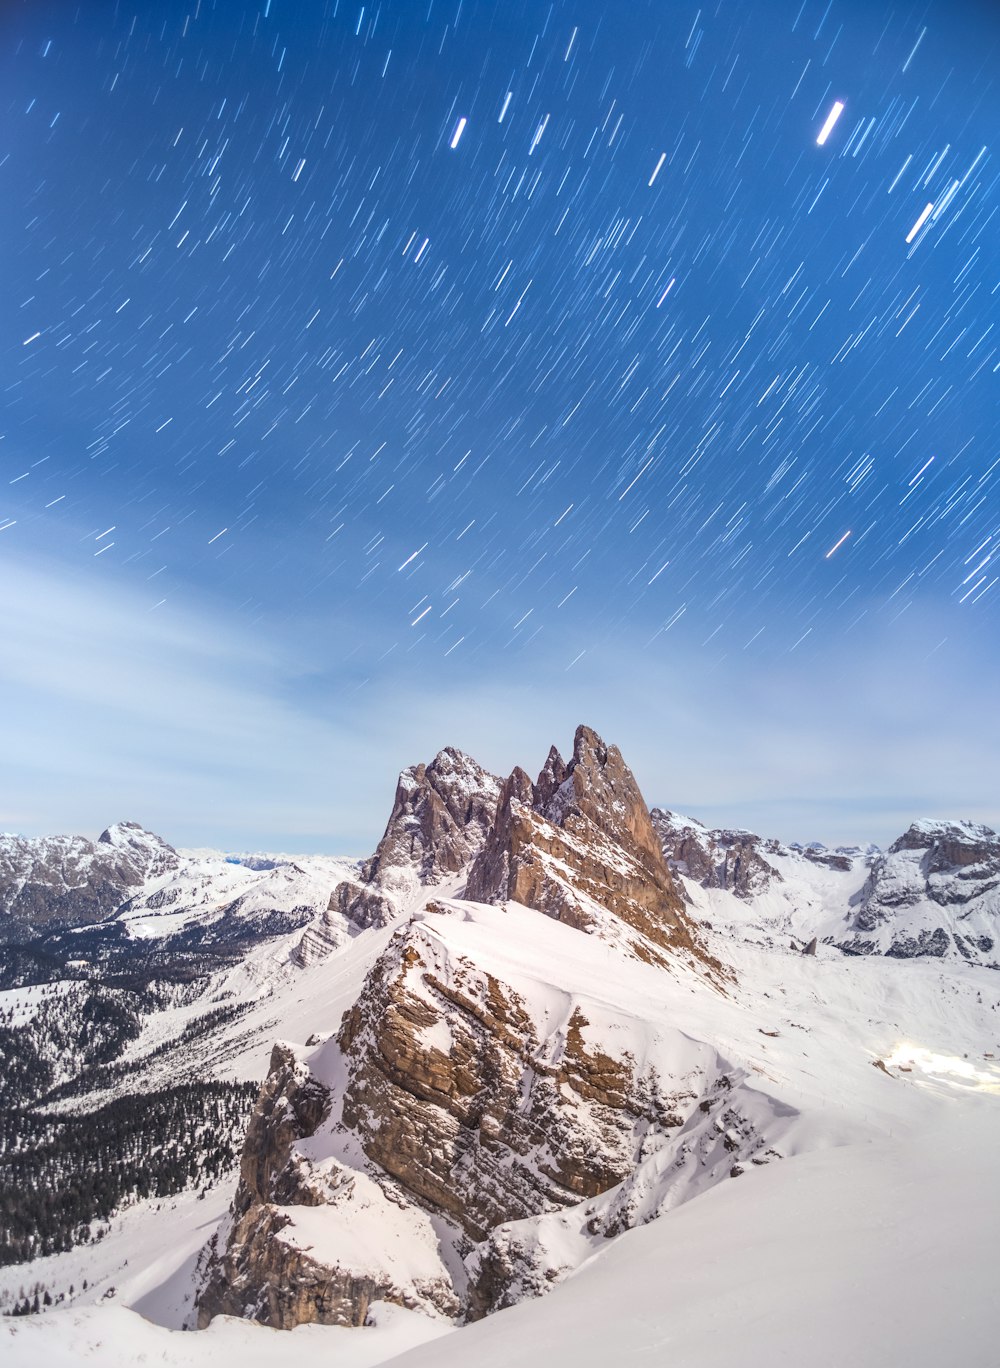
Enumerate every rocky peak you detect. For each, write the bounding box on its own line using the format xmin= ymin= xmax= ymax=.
xmin=364 ymin=746 xmax=503 ymax=885
xmin=305 ymin=748 xmax=504 ymax=955
xmin=542 ymin=725 xmax=669 ymax=877
xmin=97 ymin=821 xmax=178 ymax=877
xmin=889 ymin=819 xmax=997 ymax=866
xmin=867 ymin=820 xmax=1000 ymax=906
xmin=844 ymin=818 xmax=1000 ymax=963
xmin=532 ymin=745 xmax=568 ymax=812
xmin=466 ymin=725 xmax=711 ymax=972
xmin=0 ymin=822 xmax=179 ymax=935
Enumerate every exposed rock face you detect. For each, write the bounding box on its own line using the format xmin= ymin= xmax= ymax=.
xmin=365 ymin=747 xmax=503 ymax=885
xmin=0 ymin=821 xmax=178 ymax=940
xmin=195 ymin=1042 xmax=452 ymax=1330
xmin=842 ymin=820 xmax=1000 ymax=963
xmin=463 ymin=1070 xmax=782 ymax=1319
xmin=308 ymin=748 xmax=503 ymax=954
xmin=338 ymin=916 xmax=680 ymax=1244
xmin=466 ymin=726 xmax=705 ymax=968
xmin=294 ymin=881 xmax=393 ymax=966
xmin=236 ymin=1042 xmax=333 ymax=1207
xmin=199 ymin=902 xmax=778 ymax=1332
xmin=798 ymin=846 xmax=855 ymax=873
xmin=651 ymin=809 xmax=780 ymax=900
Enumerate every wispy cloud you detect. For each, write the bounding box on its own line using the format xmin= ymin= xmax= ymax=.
xmin=0 ymin=554 xmax=384 ymax=849
xmin=2 ymin=552 xmax=996 ymax=853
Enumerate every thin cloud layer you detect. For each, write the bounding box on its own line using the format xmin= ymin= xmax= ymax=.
xmin=3 ymin=553 xmax=993 ymax=853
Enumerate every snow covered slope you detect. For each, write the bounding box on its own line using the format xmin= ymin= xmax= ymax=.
xmin=118 ymin=848 xmax=359 ymax=949
xmin=5 ymin=895 xmax=998 ymax=1363
xmin=8 ymin=1099 xmax=999 ymax=1368
xmin=0 ymin=827 xmax=360 ymax=991
xmin=0 ymin=823 xmax=178 ymax=936
xmin=379 ymin=1101 xmax=1000 ymax=1368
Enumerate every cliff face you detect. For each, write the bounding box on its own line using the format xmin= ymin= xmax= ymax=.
xmin=364 ymin=747 xmax=503 ymax=885
xmin=466 ymin=726 xmax=707 ymax=969
xmin=843 ymin=820 xmax=1000 ymax=962
xmin=194 ymin=1038 xmax=460 ymax=1328
xmin=196 ymin=1043 xmax=340 ymax=1329
xmin=196 ymin=896 xmax=776 ymax=1333
xmin=337 ymin=912 xmax=684 ymax=1244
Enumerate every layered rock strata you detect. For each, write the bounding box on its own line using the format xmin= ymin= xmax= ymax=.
xmin=466 ymin=726 xmax=706 ymax=968
xmin=197 ymin=899 xmax=770 ymax=1331
xmin=196 ymin=1039 xmax=459 ymax=1328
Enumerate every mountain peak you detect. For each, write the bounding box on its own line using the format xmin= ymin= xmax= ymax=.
xmin=889 ymin=818 xmax=996 ymax=854
xmin=98 ymin=820 xmax=174 ymax=851
xmin=314 ymin=745 xmax=505 ymax=945
xmin=364 ymin=748 xmax=503 ymax=886
xmin=466 ymin=725 xmax=712 ymax=973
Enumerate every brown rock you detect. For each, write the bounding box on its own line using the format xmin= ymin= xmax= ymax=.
xmin=195 ymin=1039 xmax=459 ymax=1329
xmin=338 ymin=922 xmax=691 ymax=1247
xmin=466 ymin=725 xmax=713 ymax=970
xmin=292 ymin=748 xmax=502 ymax=960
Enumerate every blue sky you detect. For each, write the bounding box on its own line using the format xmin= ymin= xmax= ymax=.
xmin=1 ymin=0 xmax=998 ymax=851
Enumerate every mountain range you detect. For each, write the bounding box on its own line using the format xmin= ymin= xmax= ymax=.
xmin=1 ymin=724 xmax=998 ymax=1366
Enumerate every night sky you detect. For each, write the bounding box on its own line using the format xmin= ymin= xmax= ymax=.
xmin=2 ymin=0 xmax=998 ymax=852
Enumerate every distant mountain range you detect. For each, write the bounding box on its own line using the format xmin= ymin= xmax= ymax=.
xmin=3 ymin=728 xmax=996 ymax=982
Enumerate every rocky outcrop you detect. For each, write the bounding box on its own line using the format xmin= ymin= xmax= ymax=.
xmin=195 ymin=1042 xmax=453 ymax=1330
xmin=463 ymin=1069 xmax=784 ymax=1318
xmin=797 ymin=845 xmax=855 ymax=873
xmin=364 ymin=747 xmax=503 ymax=885
xmin=338 ymin=917 xmax=682 ymax=1243
xmin=294 ymin=880 xmax=395 ymax=966
xmin=0 ymin=821 xmax=178 ymax=940
xmin=466 ymin=726 xmax=708 ymax=969
xmin=651 ymin=810 xmax=780 ymax=900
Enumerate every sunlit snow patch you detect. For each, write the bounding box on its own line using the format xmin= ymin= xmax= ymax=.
xmin=885 ymin=1043 xmax=1000 ymax=1094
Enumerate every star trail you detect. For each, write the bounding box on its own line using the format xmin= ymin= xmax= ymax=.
xmin=1 ymin=0 xmax=998 ymax=849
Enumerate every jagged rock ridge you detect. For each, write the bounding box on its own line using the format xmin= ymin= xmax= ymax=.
xmin=0 ymin=822 xmax=178 ymax=940
xmin=651 ymin=809 xmax=781 ymax=900
xmin=466 ymin=726 xmax=709 ymax=970
xmin=195 ymin=726 xmax=751 ymax=1333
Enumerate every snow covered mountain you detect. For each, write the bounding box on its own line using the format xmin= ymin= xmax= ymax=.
xmin=2 ymin=724 xmax=999 ymax=1367
xmin=0 ymin=822 xmax=179 ymax=938
xmin=0 ymin=825 xmax=359 ymax=989
xmin=653 ymin=807 xmax=1000 ymax=966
